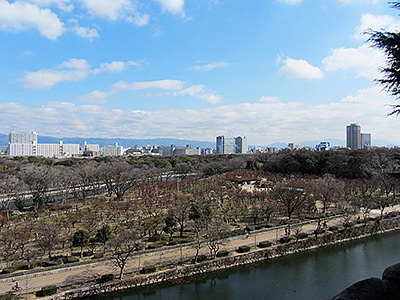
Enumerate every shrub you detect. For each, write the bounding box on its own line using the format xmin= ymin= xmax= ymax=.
xmin=258 ymin=241 xmax=272 ymax=248
xmin=216 ymin=250 xmax=229 ymax=257
xmin=41 ymin=260 xmax=61 ymax=268
xmin=328 ymin=226 xmax=339 ymax=232
xmin=36 ymin=285 xmax=58 ymax=297
xmin=1 ymin=267 xmax=14 ymax=274
xmin=237 ymin=246 xmax=251 ymax=253
xmin=278 ymin=236 xmax=293 ymax=244
xmin=140 ymin=266 xmax=156 ymax=274
xmin=296 ymin=233 xmax=308 ymax=240
xmin=196 ymin=255 xmax=208 ymax=263
xmin=97 ymin=274 xmax=114 ymax=284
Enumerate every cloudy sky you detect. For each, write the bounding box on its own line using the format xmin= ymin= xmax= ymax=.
xmin=1 ymin=0 xmax=400 ymax=145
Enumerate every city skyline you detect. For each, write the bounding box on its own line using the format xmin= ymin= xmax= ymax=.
xmin=1 ymin=1 xmax=400 ymax=144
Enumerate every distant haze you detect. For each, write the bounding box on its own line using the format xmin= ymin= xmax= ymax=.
xmin=1 ymin=133 xmax=398 ymax=149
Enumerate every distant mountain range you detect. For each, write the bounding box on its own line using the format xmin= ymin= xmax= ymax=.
xmin=0 ymin=133 xmax=398 ymax=149
xmin=0 ymin=133 xmax=215 ymax=148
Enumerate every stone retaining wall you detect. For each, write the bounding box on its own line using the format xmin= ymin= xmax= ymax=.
xmin=45 ymin=217 xmax=400 ymax=300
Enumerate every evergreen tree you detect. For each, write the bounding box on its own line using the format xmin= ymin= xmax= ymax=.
xmin=368 ymin=1 xmax=400 ymax=115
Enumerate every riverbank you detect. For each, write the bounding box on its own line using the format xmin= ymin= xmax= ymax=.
xmin=42 ymin=216 xmax=400 ymax=300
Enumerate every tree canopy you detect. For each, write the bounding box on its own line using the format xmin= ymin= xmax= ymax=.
xmin=368 ymin=1 xmax=400 ymax=115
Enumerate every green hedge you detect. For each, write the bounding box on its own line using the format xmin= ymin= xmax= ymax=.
xmin=296 ymin=233 xmax=308 ymax=239
xmin=278 ymin=236 xmax=293 ymax=244
xmin=258 ymin=241 xmax=272 ymax=248
xmin=36 ymin=285 xmax=58 ymax=297
xmin=216 ymin=250 xmax=229 ymax=257
xmin=237 ymin=246 xmax=251 ymax=253
xmin=97 ymin=274 xmax=114 ymax=284
xmin=140 ymin=266 xmax=157 ymax=274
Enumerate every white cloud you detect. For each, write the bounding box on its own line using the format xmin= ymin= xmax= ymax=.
xmin=154 ymin=0 xmax=185 ymax=15
xmin=92 ymin=60 xmax=141 ymax=74
xmin=27 ymin=0 xmax=74 ymax=12
xmin=93 ymin=61 xmax=126 ymax=74
xmin=112 ymin=79 xmax=185 ymax=91
xmin=68 ymin=19 xmax=99 ymax=41
xmin=259 ymin=96 xmax=279 ymax=103
xmin=354 ymin=13 xmax=400 ymax=39
xmin=0 ymin=0 xmax=65 ymax=40
xmin=172 ymin=85 xmax=222 ymax=104
xmin=19 ymin=58 xmax=90 ymax=89
xmin=322 ymin=44 xmax=385 ymax=79
xmin=192 ymin=61 xmax=230 ymax=71
xmin=2 ymin=86 xmax=399 ymax=144
xmin=80 ymin=0 xmax=149 ymax=25
xmin=279 ymin=57 xmax=324 ymax=80
xmin=79 ymin=90 xmax=111 ymax=103
xmin=18 ymin=59 xmax=142 ymax=89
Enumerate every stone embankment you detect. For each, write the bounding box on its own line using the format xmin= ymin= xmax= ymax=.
xmin=331 ymin=262 xmax=400 ymax=300
xmin=44 ymin=216 xmax=400 ymax=300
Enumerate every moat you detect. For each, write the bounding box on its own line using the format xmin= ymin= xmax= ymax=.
xmin=86 ymin=230 xmax=400 ymax=300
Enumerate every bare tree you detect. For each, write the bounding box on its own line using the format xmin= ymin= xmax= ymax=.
xmin=203 ymin=219 xmax=230 ymax=259
xmin=20 ymin=166 xmax=53 ymax=215
xmin=0 ymin=228 xmax=19 ymax=266
xmin=0 ymin=175 xmax=21 ymax=220
xmin=312 ymin=174 xmax=344 ymax=214
xmin=171 ymin=193 xmax=192 ymax=237
xmin=99 ymin=163 xmax=142 ymax=201
xmin=36 ymin=222 xmax=61 ymax=260
xmin=364 ymin=153 xmax=398 ymax=218
xmin=270 ymin=181 xmax=308 ymax=235
xmin=107 ymin=229 xmax=142 ymax=280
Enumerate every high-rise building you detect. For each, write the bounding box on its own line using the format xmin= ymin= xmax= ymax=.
xmin=9 ymin=130 xmax=37 ymax=144
xmin=235 ymin=136 xmax=248 ymax=154
xmin=216 ymin=135 xmax=247 ymax=154
xmin=101 ymin=143 xmax=124 ymax=156
xmin=346 ymin=123 xmax=361 ymax=150
xmin=361 ymin=133 xmax=372 ymax=149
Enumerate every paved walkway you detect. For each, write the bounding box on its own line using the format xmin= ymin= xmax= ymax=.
xmin=1 ymin=205 xmax=398 ymax=296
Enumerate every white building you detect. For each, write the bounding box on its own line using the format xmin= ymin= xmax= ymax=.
xmin=8 ymin=141 xmax=80 ymax=157
xmin=216 ymin=135 xmax=247 ymax=154
xmin=9 ymin=130 xmax=37 ymax=144
xmin=316 ymin=141 xmax=331 ymax=151
xmin=83 ymin=141 xmax=100 ymax=152
xmin=101 ymin=143 xmax=124 ymax=156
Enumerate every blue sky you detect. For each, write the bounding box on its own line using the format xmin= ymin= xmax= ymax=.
xmin=1 ymin=0 xmax=400 ymax=145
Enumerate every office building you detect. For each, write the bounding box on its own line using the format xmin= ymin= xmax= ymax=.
xmin=101 ymin=143 xmax=124 ymax=156
xmin=235 ymin=136 xmax=248 ymax=154
xmin=346 ymin=124 xmax=371 ymax=150
xmin=216 ymin=135 xmax=247 ymax=154
xmin=346 ymin=123 xmax=361 ymax=150
xmin=361 ymin=133 xmax=372 ymax=149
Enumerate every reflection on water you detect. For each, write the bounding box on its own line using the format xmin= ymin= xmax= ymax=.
xmin=88 ymin=231 xmax=400 ymax=300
